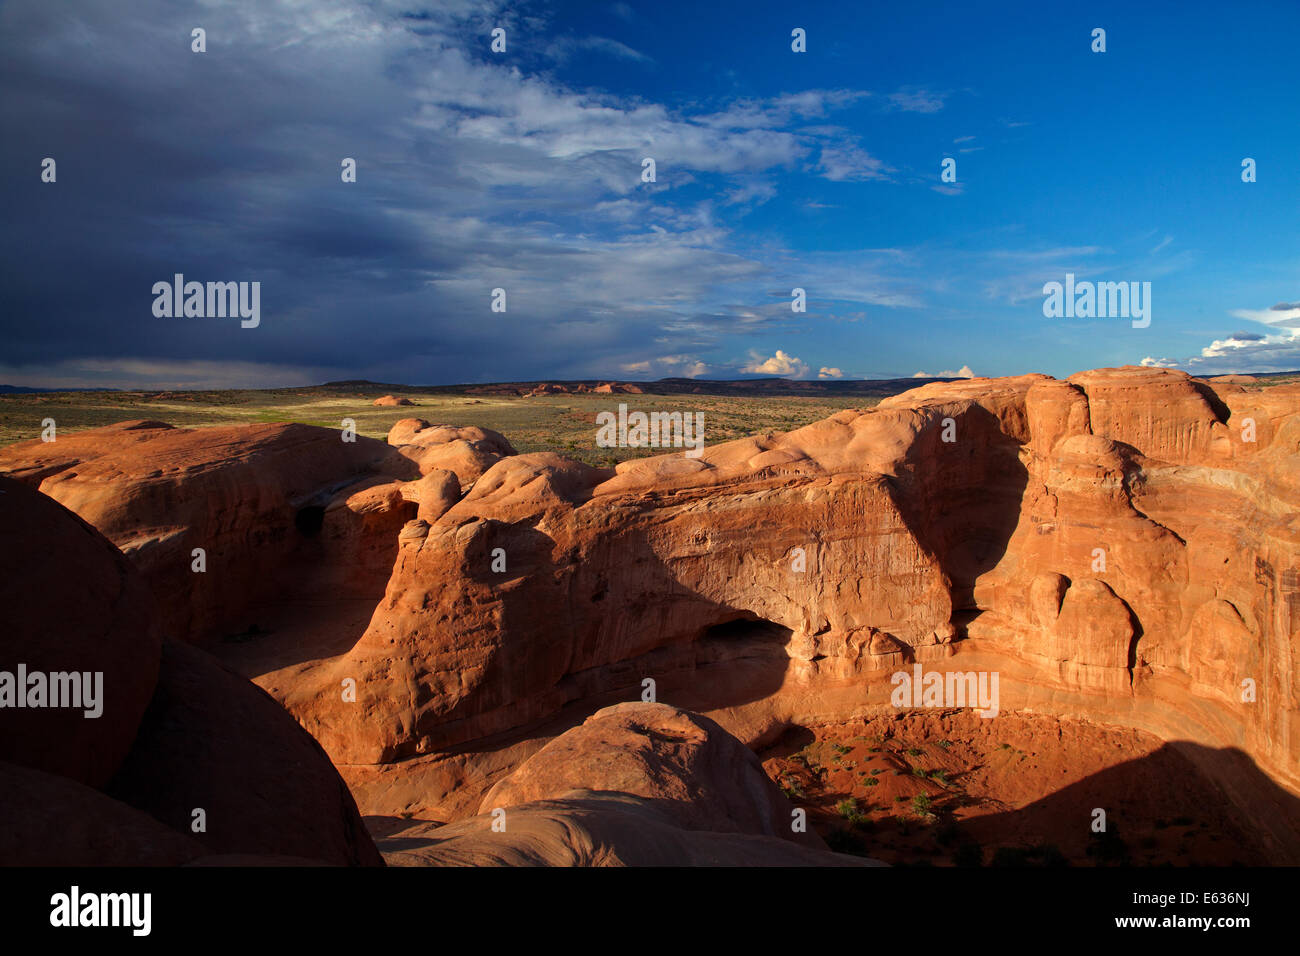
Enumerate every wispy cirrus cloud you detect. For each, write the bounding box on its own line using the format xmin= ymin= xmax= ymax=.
xmin=546 ymin=34 xmax=653 ymax=63
xmin=887 ymin=87 xmax=948 ymax=113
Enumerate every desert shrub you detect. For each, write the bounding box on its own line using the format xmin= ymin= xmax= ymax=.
xmin=911 ymin=793 xmax=932 ymax=816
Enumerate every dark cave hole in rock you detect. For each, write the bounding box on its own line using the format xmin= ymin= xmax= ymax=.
xmin=702 ymin=615 xmax=793 ymax=645
xmin=294 ymin=505 xmax=326 ymax=537
xmin=695 ymin=615 xmax=796 ymax=671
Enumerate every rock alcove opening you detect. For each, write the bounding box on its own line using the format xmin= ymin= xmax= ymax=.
xmin=702 ymin=615 xmax=794 ymax=645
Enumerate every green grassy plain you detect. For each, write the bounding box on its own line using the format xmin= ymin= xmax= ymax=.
xmin=7 ymin=372 xmax=1294 ymax=467
xmin=0 ymin=387 xmax=875 ymax=467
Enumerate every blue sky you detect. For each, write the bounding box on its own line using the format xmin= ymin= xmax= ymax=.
xmin=2 ymin=0 xmax=1299 ymax=388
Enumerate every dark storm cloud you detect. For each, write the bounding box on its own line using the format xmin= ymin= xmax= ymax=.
xmin=0 ymin=0 xmax=907 ymax=388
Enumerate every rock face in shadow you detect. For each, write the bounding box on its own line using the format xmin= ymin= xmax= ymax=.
xmin=0 ymin=476 xmax=161 ymax=788
xmin=380 ymin=702 xmax=867 ymax=866
xmin=0 ymin=479 xmax=384 ymax=866
xmin=0 ymin=760 xmax=205 ymax=866
xmin=107 ymin=642 xmax=383 ymax=866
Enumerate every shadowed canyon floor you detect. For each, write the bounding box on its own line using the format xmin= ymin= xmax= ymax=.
xmin=4 ymin=366 xmax=1300 ymax=865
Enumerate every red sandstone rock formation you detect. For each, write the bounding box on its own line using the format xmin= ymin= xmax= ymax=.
xmin=0 ymin=477 xmax=383 ymax=866
xmin=381 ymin=702 xmax=866 ymax=866
xmin=0 ymin=421 xmax=415 ymax=645
xmin=386 ymin=419 xmax=515 ymax=486
xmin=106 ymin=641 xmax=383 ymax=865
xmin=0 ymin=476 xmax=160 ymax=788
xmin=251 ymin=367 xmax=1299 ymax=836
xmin=1 ymin=761 xmax=206 ymax=866
xmin=481 ymin=702 xmax=825 ymax=846
xmin=373 ymin=394 xmax=415 ymax=406
xmin=5 ymin=368 xmax=1299 ymax=861
xmin=381 ymin=794 xmax=867 ymax=866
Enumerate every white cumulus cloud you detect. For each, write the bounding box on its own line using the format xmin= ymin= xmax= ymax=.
xmin=743 ymin=349 xmax=809 ymax=378
xmin=912 ymin=365 xmax=975 ymax=379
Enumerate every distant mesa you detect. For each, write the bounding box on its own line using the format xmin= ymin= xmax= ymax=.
xmin=372 ymin=394 xmax=415 ymax=407
xmin=524 ymin=382 xmax=645 ymax=396
xmin=593 ymin=381 xmax=644 ymax=394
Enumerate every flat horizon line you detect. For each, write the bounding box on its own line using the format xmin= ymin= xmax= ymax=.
xmin=2 ymin=367 xmax=1298 ymax=395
